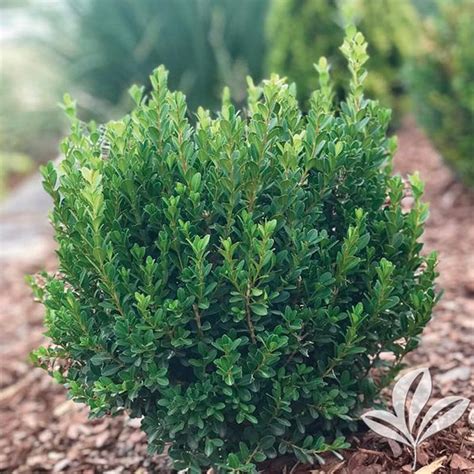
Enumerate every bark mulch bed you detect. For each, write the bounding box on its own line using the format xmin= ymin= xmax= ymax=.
xmin=0 ymin=119 xmax=472 ymax=473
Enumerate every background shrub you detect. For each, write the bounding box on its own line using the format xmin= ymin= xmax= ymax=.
xmin=32 ymin=29 xmax=438 ymax=472
xmin=266 ymin=0 xmax=418 ymax=120
xmin=406 ymin=0 xmax=474 ymax=187
xmin=40 ymin=0 xmax=268 ymax=118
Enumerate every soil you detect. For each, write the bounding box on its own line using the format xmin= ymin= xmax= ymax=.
xmin=0 ymin=118 xmax=472 ymax=473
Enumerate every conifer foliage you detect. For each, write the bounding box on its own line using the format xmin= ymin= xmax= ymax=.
xmin=31 ymin=29 xmax=438 ymax=472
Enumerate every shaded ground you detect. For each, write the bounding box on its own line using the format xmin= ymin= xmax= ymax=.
xmin=0 ymin=119 xmax=472 ymax=473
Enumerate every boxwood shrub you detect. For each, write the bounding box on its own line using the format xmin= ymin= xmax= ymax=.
xmin=31 ymin=28 xmax=438 ymax=472
xmin=406 ymin=0 xmax=474 ymax=187
xmin=266 ymin=0 xmax=418 ymax=121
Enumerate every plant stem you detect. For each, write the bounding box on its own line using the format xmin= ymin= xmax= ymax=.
xmin=245 ymin=289 xmax=257 ymax=344
xmin=192 ymin=303 xmax=203 ymax=337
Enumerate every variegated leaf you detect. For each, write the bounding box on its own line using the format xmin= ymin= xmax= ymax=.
xmin=417 ymin=396 xmax=470 ymax=444
xmin=361 ymin=410 xmax=412 ymax=447
xmin=392 ymin=367 xmax=429 ymax=437
xmin=408 ymin=367 xmax=432 ymax=432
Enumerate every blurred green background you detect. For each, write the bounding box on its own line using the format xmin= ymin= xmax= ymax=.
xmin=0 ymin=0 xmax=472 ymax=197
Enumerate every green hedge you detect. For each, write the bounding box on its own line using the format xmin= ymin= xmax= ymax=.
xmin=407 ymin=0 xmax=474 ymax=187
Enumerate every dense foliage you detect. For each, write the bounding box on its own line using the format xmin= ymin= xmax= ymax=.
xmin=40 ymin=0 xmax=268 ymax=117
xmin=32 ymin=29 xmax=438 ymax=472
xmin=266 ymin=0 xmax=418 ymax=120
xmin=406 ymin=0 xmax=474 ymax=187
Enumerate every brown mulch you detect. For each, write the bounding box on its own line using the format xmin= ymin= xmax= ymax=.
xmin=0 ymin=255 xmax=172 ymax=473
xmin=0 ymin=118 xmax=472 ymax=473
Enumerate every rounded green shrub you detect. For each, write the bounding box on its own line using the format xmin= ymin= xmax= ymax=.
xmin=266 ymin=0 xmax=418 ymax=120
xmin=406 ymin=0 xmax=474 ymax=187
xmin=31 ymin=29 xmax=438 ymax=472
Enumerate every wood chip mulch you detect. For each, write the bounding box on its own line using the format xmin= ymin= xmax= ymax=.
xmin=0 ymin=118 xmax=472 ymax=473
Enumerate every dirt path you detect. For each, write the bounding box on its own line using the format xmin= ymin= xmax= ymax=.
xmin=0 ymin=119 xmax=472 ymax=473
xmin=395 ymin=118 xmax=473 ymax=400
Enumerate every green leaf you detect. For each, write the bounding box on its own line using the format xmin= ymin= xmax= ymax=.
xmin=260 ymin=435 xmax=275 ymax=450
xmin=128 ymin=84 xmax=145 ymax=105
xmin=250 ymin=304 xmax=268 ymax=316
